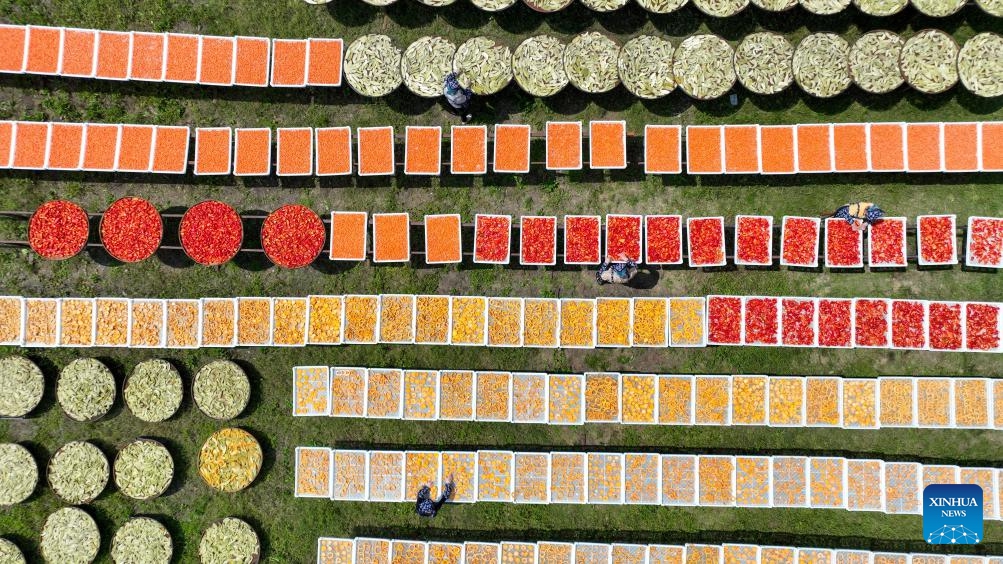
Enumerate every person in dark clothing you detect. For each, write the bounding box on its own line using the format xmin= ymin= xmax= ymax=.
xmin=415 ymin=476 xmax=456 ymax=517
xmin=443 ymin=72 xmax=473 ymax=124
xmin=826 ymin=202 xmax=885 ymax=232
xmin=596 ymin=253 xmax=639 ymax=285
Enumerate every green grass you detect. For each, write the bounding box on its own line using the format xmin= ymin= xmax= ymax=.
xmin=1 ymin=0 xmax=1003 ymax=561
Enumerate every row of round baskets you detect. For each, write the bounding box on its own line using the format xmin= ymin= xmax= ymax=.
xmin=350 ymin=0 xmax=1002 ymax=16
xmin=346 ymin=30 xmax=1001 ymax=100
xmin=28 ymin=199 xmax=327 ymax=269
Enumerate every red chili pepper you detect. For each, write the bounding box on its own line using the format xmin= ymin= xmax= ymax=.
xmin=781 ymin=217 xmax=819 ymax=266
xmin=869 ymin=219 xmax=906 ymax=266
xmin=688 ymin=218 xmax=725 ymax=266
xmin=890 ymin=300 xmax=926 ymax=349
xmin=781 ymin=298 xmax=816 ymax=346
xmin=520 ymin=217 xmax=556 ymax=265
xmin=918 ymin=215 xmax=955 ymax=265
xmin=100 ymin=197 xmax=163 ymax=263
xmin=744 ymin=297 xmax=779 ymax=345
xmin=826 ymin=218 xmax=863 ymax=267
xmin=474 ymin=215 xmax=511 ymax=263
xmin=818 ymin=298 xmax=852 ymax=347
xmin=564 ymin=216 xmax=600 ymax=263
xmin=854 ymin=299 xmax=889 ymax=347
xmin=261 ymin=204 xmax=325 ymax=269
xmin=180 ymin=201 xmax=243 ymax=266
xmin=928 ymin=302 xmax=962 ymax=350
xmin=29 ymin=200 xmax=89 ymax=260
xmin=645 ymin=216 xmax=681 ymax=264
xmin=736 ymin=216 xmax=772 ymax=265
xmin=707 ymin=296 xmax=742 ymax=344
xmin=606 ymin=216 xmax=641 ymax=261
xmin=965 ymin=303 xmax=1000 ymax=351
xmin=967 ymin=218 xmax=1003 ymax=267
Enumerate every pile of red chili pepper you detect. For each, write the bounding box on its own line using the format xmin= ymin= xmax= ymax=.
xmin=519 ymin=217 xmax=556 ymax=265
xmin=28 ymin=200 xmax=90 ymax=260
xmin=605 ymin=216 xmax=641 ymax=261
xmin=688 ymin=218 xmax=725 ymax=266
xmin=260 ymin=204 xmax=325 ymax=269
xmin=736 ymin=216 xmax=772 ymax=265
xmin=100 ymin=197 xmax=163 ymax=263
xmin=825 ymin=219 xmax=862 ymax=267
xmin=817 ymin=299 xmax=852 ymax=347
xmin=707 ymin=296 xmax=742 ymax=344
xmin=644 ymin=216 xmax=681 ymax=264
xmin=781 ymin=217 xmax=819 ymax=266
xmin=744 ymin=297 xmax=779 ymax=345
xmin=473 ymin=215 xmax=511 ymax=263
xmin=180 ymin=201 xmax=244 ymax=266
xmin=564 ymin=216 xmax=600 ymax=264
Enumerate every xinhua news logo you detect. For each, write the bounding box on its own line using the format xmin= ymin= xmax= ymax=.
xmin=923 ymin=484 xmax=983 ymax=544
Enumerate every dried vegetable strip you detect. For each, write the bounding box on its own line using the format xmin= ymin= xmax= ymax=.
xmin=344 ymin=295 xmax=379 ymax=344
xmin=405 ymin=452 xmax=440 ymax=499
xmin=560 ymin=299 xmax=595 ymax=348
xmin=330 ymin=368 xmax=366 ymax=417
xmin=585 ymin=373 xmax=620 ymax=422
xmin=166 ymin=300 xmax=200 ymax=348
xmin=661 ymin=455 xmax=697 ymax=504
xmin=587 ymin=453 xmax=624 ymax=504
xmin=236 ymin=297 xmax=271 ymax=346
xmin=319 ymin=539 xmax=355 ymax=564
xmin=731 ymin=376 xmax=766 ymax=425
xmin=806 ymin=377 xmax=841 ymax=426
xmin=549 ymin=452 xmax=586 ymax=503
xmin=59 ymin=298 xmax=94 ymax=346
xmin=621 ymin=374 xmax=656 ymax=424
xmin=476 ymin=371 xmax=512 ymax=421
xmin=441 ymin=452 xmax=476 ymax=502
xmin=514 ymin=453 xmax=549 ymax=503
xmin=308 ymin=295 xmax=343 ymax=345
xmin=273 ymin=297 xmax=307 ymax=346
xmin=131 ymin=299 xmax=165 ymax=347
xmin=548 ymin=374 xmax=583 ymax=425
xmin=735 ymin=457 xmax=770 ymax=507
xmin=477 ymin=451 xmax=514 ymax=502
xmin=201 ymin=298 xmax=235 ymax=347
xmin=415 ymin=296 xmax=450 ymax=344
xmin=698 ymin=456 xmax=734 ymax=506
xmin=916 ymin=378 xmax=952 ymax=427
xmin=523 ymin=299 xmax=559 ymax=347
xmin=25 ymin=298 xmax=58 ymax=346
xmin=694 ymin=376 xmax=730 ymax=425
xmin=503 ymin=543 xmax=538 ymax=564
xmin=809 ymin=458 xmax=845 ymax=508
xmin=511 ymin=373 xmax=547 ymax=423
xmin=954 ymin=379 xmax=989 ymax=428
xmin=769 ymin=377 xmax=804 ymax=426
xmin=846 ymin=459 xmax=883 ymax=511
xmin=597 ymin=298 xmax=631 ymax=347
xmin=669 ymin=298 xmax=705 ymax=346
xmin=295 ymin=447 xmax=331 ymax=498
xmin=367 ymin=369 xmax=403 ymax=419
xmin=771 ymin=456 xmax=807 ymax=507
xmin=623 ymin=453 xmax=660 ymax=504
xmin=633 ymin=298 xmax=668 ymax=347
xmin=488 ymin=298 xmax=523 ymax=347
xmin=451 ymin=296 xmax=487 ymax=345
xmin=439 ymin=371 xmax=474 ymax=420
xmin=0 ymin=297 xmax=23 ymax=345
xmin=404 ymin=370 xmax=438 ymax=420
xmin=878 ymin=377 xmax=914 ymax=427
xmin=294 ymin=366 xmax=330 ymax=416
xmin=332 ymin=450 xmax=367 ymax=500
xmin=659 ymin=376 xmax=693 ymax=424
xmin=367 ymin=451 xmax=404 ymax=501
xmin=842 ymin=379 xmax=878 ymax=428
xmin=884 ymin=462 xmax=919 ymax=514
xmin=380 ymin=295 xmax=415 ymax=344
xmin=539 ymin=543 xmax=575 ymax=564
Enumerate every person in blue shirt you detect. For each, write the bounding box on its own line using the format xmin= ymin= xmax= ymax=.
xmin=443 ymin=72 xmax=473 ymax=124
xmin=596 ymin=253 xmax=638 ymax=285
xmin=415 ymin=476 xmax=456 ymax=518
xmin=828 ymin=202 xmax=885 ymax=232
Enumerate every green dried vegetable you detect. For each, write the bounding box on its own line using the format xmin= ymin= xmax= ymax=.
xmin=900 ymin=29 xmax=958 ymax=94
xmin=40 ymin=507 xmax=100 ymax=564
xmin=581 ymin=0 xmax=629 ymax=11
xmin=958 ymin=33 xmax=1003 ymax=98
xmin=849 ymin=31 xmax=905 ymax=94
xmin=692 ymin=0 xmax=749 ymax=16
xmin=57 ymin=358 xmax=115 ymax=422
xmin=453 ymin=37 xmax=513 ymax=95
xmin=635 ymin=0 xmax=689 ymax=11
xmin=673 ymin=34 xmax=736 ymax=100
xmin=48 ymin=441 xmax=108 ymax=504
xmin=910 ymin=0 xmax=964 ymax=16
xmin=0 ymin=356 xmax=43 ymax=417
xmin=977 ymin=0 xmax=1003 ymax=15
xmin=402 ymin=36 xmax=457 ymax=98
xmin=193 ymin=360 xmax=250 ymax=420
xmin=513 ymin=35 xmax=569 ymax=97
xmin=124 ymin=359 xmax=182 ymax=423
xmin=199 ymin=518 xmax=259 ymax=564
xmin=114 ymin=439 xmax=174 ymax=500
xmin=853 ymin=0 xmax=906 ymax=15
xmin=344 ymin=35 xmax=403 ymax=98
xmin=523 ymin=0 xmax=573 ymax=10
xmin=0 ymin=444 xmax=37 ymax=506
xmin=793 ymin=33 xmax=852 ymax=98
xmin=471 ymin=0 xmax=518 ymax=10
xmin=798 ymin=0 xmax=849 ymax=13
xmin=750 ymin=0 xmax=797 ymax=10
xmin=618 ymin=35 xmax=675 ymax=99
xmin=0 ymin=538 xmax=25 ymax=564
xmin=734 ymin=32 xmax=794 ymax=95
xmin=565 ymin=32 xmax=621 ymax=94
xmin=111 ymin=517 xmax=172 ymax=564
